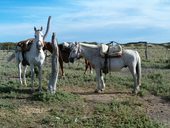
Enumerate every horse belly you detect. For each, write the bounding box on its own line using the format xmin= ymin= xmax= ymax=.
xmin=109 ymin=59 xmax=124 ymax=71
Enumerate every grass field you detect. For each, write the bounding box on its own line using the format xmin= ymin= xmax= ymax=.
xmin=0 ymin=44 xmax=170 ymax=128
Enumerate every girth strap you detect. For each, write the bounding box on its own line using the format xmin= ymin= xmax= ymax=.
xmin=103 ymin=49 xmax=109 ymax=74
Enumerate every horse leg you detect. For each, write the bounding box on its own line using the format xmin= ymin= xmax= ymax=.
xmin=89 ymin=64 xmax=93 ymax=74
xmin=30 ymin=65 xmax=35 ymax=93
xmin=84 ymin=63 xmax=88 ymax=74
xmin=128 ymin=65 xmax=139 ymax=94
xmin=23 ymin=65 xmax=28 ymax=86
xmin=18 ymin=62 xmax=23 ymax=85
xmin=59 ymin=58 xmax=64 ymax=76
xmin=38 ymin=65 xmax=42 ymax=93
xmin=100 ymin=75 xmax=105 ymax=91
xmin=95 ymin=69 xmax=105 ymax=93
xmin=136 ymin=58 xmax=141 ymax=92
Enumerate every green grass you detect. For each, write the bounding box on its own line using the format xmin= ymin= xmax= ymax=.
xmin=142 ymin=70 xmax=170 ymax=96
xmin=0 ymin=45 xmax=169 ymax=128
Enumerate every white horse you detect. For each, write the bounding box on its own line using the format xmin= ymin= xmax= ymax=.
xmin=69 ymin=42 xmax=141 ymax=94
xmin=8 ymin=16 xmax=51 ymax=93
xmin=17 ymin=27 xmax=45 ymax=92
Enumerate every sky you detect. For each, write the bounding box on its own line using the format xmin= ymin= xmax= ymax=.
xmin=0 ymin=0 xmax=170 ymax=43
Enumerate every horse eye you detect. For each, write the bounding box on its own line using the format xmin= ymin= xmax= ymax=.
xmin=35 ymin=35 xmax=37 ymax=38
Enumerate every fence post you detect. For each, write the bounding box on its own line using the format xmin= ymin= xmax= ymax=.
xmin=145 ymin=42 xmax=148 ymax=60
xmin=166 ymin=48 xmax=170 ymax=63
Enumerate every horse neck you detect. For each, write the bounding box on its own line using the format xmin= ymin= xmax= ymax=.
xmin=30 ymin=40 xmax=44 ymax=55
xmin=80 ymin=44 xmax=98 ymax=60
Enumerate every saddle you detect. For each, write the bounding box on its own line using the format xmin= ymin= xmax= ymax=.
xmin=16 ymin=38 xmax=34 ymax=52
xmin=16 ymin=38 xmax=34 ymax=66
xmin=100 ymin=44 xmax=122 ymax=57
xmin=99 ymin=43 xmax=123 ymax=74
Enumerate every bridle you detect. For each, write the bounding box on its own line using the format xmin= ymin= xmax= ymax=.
xmin=34 ymin=30 xmax=44 ymax=51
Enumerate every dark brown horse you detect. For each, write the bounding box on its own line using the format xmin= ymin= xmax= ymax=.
xmin=44 ymin=42 xmax=70 ymax=76
xmin=44 ymin=42 xmax=92 ymax=76
xmin=16 ymin=39 xmax=92 ymax=76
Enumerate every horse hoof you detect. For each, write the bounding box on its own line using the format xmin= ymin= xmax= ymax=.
xmin=94 ymin=89 xmax=101 ymax=93
xmin=94 ymin=90 xmax=98 ymax=93
xmin=132 ymin=89 xmax=140 ymax=95
xmin=31 ymin=89 xmax=35 ymax=94
xmin=94 ymin=89 xmax=104 ymax=93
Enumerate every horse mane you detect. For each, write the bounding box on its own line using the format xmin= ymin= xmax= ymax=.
xmin=79 ymin=42 xmax=99 ymax=49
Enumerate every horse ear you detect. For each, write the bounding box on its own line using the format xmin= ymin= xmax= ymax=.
xmin=40 ymin=26 xmax=43 ymax=31
xmin=34 ymin=27 xmax=36 ymax=31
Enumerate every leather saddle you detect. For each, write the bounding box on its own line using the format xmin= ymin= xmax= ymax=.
xmin=99 ymin=42 xmax=123 ymax=74
xmin=100 ymin=44 xmax=122 ymax=57
xmin=16 ymin=38 xmax=34 ymax=52
xmin=16 ymin=38 xmax=34 ymax=66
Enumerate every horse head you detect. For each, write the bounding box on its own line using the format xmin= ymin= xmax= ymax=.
xmin=69 ymin=42 xmax=81 ymax=63
xmin=34 ymin=16 xmax=51 ymax=52
xmin=34 ymin=27 xmax=45 ymax=51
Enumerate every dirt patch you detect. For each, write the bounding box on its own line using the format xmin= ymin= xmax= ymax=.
xmin=60 ymin=85 xmax=132 ymax=103
xmin=18 ymin=105 xmax=48 ymax=116
xmin=143 ymin=95 xmax=170 ymax=127
xmin=60 ymin=85 xmax=170 ymax=127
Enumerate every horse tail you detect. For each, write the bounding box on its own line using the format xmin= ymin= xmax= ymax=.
xmin=136 ymin=52 xmax=141 ymax=86
xmin=7 ymin=52 xmax=15 ymax=62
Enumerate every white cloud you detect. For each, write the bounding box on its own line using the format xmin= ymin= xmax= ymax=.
xmin=51 ymin=0 xmax=170 ymax=34
xmin=1 ymin=0 xmax=170 ymax=42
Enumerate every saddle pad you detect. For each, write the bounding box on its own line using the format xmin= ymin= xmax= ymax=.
xmin=100 ymin=44 xmax=109 ymax=54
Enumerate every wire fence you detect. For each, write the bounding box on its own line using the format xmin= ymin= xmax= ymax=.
xmin=1 ymin=43 xmax=170 ymax=64
xmin=123 ymin=44 xmax=170 ymax=63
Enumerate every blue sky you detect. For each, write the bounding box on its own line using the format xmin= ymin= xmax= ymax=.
xmin=0 ymin=0 xmax=170 ymax=43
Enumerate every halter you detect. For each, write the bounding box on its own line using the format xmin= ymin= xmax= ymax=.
xmin=34 ymin=29 xmax=44 ymax=51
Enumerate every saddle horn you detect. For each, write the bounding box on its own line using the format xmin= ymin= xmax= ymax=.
xmin=43 ymin=16 xmax=51 ymax=40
